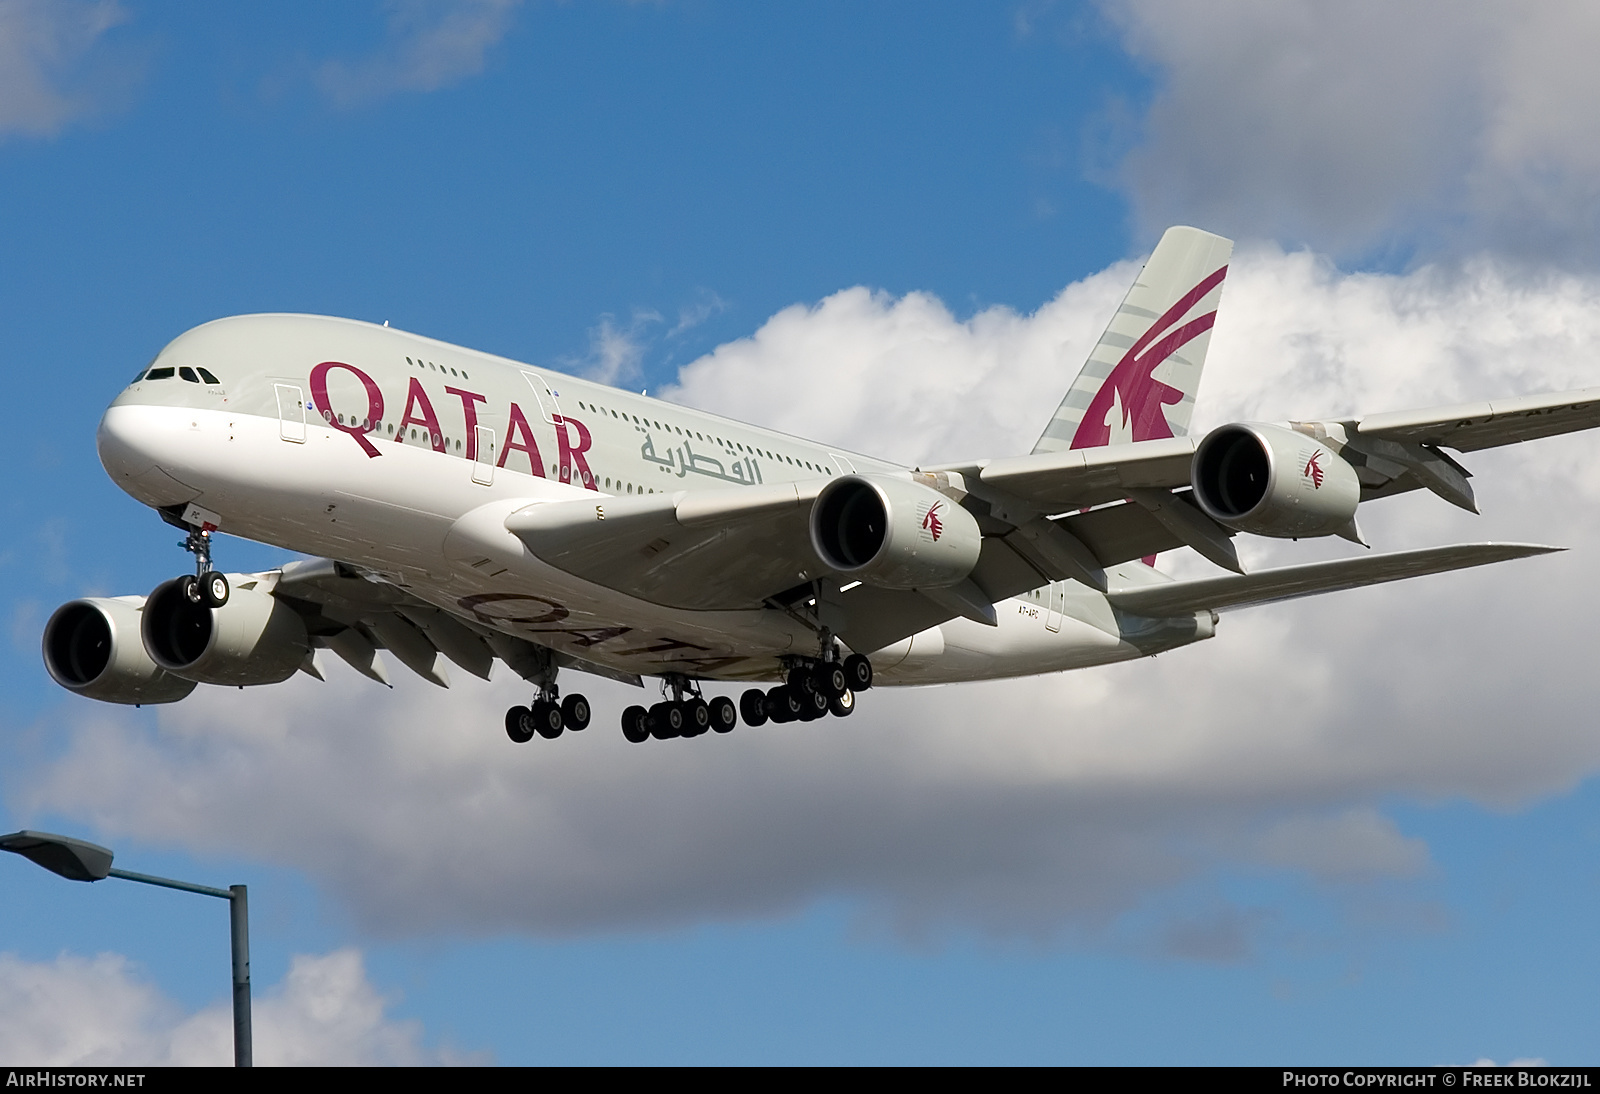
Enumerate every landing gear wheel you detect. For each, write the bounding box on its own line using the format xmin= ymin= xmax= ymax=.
xmin=199 ymin=570 xmax=229 ymax=608
xmin=843 ymin=654 xmax=873 ymax=691
xmin=621 ymin=705 xmax=650 ymax=743
xmin=682 ymin=698 xmax=711 ymax=737
xmin=180 ymin=574 xmax=203 ymax=605
xmin=505 ymin=705 xmax=534 ymax=743
xmin=767 ymin=685 xmax=803 ymax=724
xmin=649 ymin=701 xmax=684 ymax=739
xmin=798 ymin=686 xmax=829 ymax=721
xmin=710 ymin=696 xmax=738 ymax=733
xmin=561 ymin=693 xmax=591 ymax=732
xmin=533 ymin=700 xmax=564 ymax=739
xmin=739 ymin=689 xmax=769 ymax=727
xmin=814 ymin=663 xmax=847 ymax=698
xmin=828 ymin=689 xmax=856 ymax=718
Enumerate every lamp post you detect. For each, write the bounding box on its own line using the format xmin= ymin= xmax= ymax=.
xmin=0 ymin=829 xmax=251 ymax=1067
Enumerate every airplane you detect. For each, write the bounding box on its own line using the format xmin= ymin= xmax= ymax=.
xmin=40 ymin=226 xmax=1600 ymax=744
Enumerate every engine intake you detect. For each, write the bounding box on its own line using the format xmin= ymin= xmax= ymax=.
xmin=141 ymin=576 xmax=309 ymax=686
xmin=810 ymin=475 xmax=981 ymax=589
xmin=1192 ymin=423 xmax=1360 ymax=538
xmin=43 ymin=597 xmax=196 ymax=705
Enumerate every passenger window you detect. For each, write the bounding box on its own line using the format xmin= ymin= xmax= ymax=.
xmin=197 ymin=368 xmax=221 ymax=384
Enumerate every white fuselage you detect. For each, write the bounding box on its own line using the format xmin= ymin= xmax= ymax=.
xmin=98 ymin=314 xmax=1213 ymax=686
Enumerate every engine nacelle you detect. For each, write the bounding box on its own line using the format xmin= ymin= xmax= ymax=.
xmin=141 ymin=576 xmax=309 ymax=686
xmin=810 ymin=475 xmax=982 ymax=589
xmin=1192 ymin=423 xmax=1360 ymax=538
xmin=43 ymin=597 xmax=197 ymax=705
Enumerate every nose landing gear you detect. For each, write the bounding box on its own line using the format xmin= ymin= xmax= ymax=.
xmin=177 ymin=519 xmax=229 ymax=608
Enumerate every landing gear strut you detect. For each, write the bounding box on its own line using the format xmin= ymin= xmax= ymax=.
xmin=620 ymin=674 xmax=737 ymax=744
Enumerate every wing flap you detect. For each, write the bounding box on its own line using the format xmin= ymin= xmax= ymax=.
xmin=1105 ymin=542 xmax=1560 ymax=617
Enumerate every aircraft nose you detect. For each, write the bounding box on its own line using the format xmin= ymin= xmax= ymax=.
xmin=97 ymin=404 xmax=201 ymax=507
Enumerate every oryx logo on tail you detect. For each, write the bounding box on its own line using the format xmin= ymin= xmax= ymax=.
xmin=1071 ymin=264 xmax=1227 ymax=449
xmin=1031 ymin=226 xmax=1235 ymax=457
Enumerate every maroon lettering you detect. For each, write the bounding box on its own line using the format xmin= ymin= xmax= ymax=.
xmin=456 ymin=592 xmax=568 ymax=626
xmin=555 ymin=414 xmax=596 ymax=490
xmin=308 ymin=361 xmax=384 ymax=458
xmin=445 ymin=386 xmax=487 ymax=460
xmin=396 ymin=378 xmax=445 ymax=453
xmin=497 ymin=402 xmax=546 ymax=477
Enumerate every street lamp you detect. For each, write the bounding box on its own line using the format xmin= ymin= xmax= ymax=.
xmin=0 ymin=829 xmax=252 ymax=1068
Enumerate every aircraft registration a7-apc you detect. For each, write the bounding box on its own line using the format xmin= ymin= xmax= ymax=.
xmin=43 ymin=228 xmax=1600 ymax=742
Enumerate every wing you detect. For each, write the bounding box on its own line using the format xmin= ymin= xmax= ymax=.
xmin=1105 ymin=542 xmax=1559 ymax=617
xmin=1355 ymin=387 xmax=1600 ymax=452
xmin=272 ymin=559 xmax=642 ymax=689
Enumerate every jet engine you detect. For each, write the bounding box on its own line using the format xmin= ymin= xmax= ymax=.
xmin=1192 ymin=423 xmax=1360 ymax=538
xmin=43 ymin=596 xmax=197 ymax=705
xmin=810 ymin=475 xmax=982 ymax=589
xmin=140 ymin=576 xmax=309 ymax=686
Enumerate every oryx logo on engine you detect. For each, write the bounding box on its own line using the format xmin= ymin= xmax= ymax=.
xmin=1303 ymin=451 xmax=1325 ymax=489
xmin=921 ymin=501 xmax=944 ymax=541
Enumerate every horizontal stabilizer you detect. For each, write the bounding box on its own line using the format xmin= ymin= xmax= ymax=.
xmin=1105 ymin=542 xmax=1561 ymax=618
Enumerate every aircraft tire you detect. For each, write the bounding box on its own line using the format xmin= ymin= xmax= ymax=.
xmin=621 ymin=705 xmax=650 ymax=743
xmin=683 ymin=698 xmax=711 ymax=737
xmin=561 ymin=694 xmax=591 ymax=732
xmin=798 ymin=686 xmax=828 ymax=721
xmin=180 ymin=574 xmax=203 ymax=605
xmin=710 ymin=695 xmax=738 ymax=733
xmin=199 ymin=571 xmax=230 ymax=608
xmin=739 ymin=689 xmax=768 ymax=727
xmin=843 ymin=654 xmax=873 ymax=691
xmin=814 ymin=663 xmax=847 ymax=698
xmin=649 ymin=701 xmax=684 ymax=739
xmin=828 ymin=689 xmax=855 ymax=718
xmin=768 ymin=685 xmax=803 ymax=723
xmin=534 ymin=700 xmax=564 ymax=739
xmin=505 ymin=705 xmax=535 ymax=744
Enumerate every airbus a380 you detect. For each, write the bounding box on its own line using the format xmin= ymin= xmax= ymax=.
xmin=43 ymin=227 xmax=1600 ymax=743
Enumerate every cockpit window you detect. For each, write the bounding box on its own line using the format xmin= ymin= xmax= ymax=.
xmin=179 ymin=367 xmax=199 ymax=383
xmin=144 ymin=367 xmax=175 ymax=380
xmin=197 ymin=367 xmax=221 ymax=384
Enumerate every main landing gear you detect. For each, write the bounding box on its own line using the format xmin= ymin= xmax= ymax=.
xmin=178 ymin=523 xmax=229 ymax=608
xmin=619 ymin=674 xmax=737 ymax=744
xmin=619 ymin=654 xmax=873 ymax=744
xmin=505 ymin=684 xmax=592 ymax=743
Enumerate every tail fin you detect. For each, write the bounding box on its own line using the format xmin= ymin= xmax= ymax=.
xmin=1033 ymin=226 xmax=1234 ymax=454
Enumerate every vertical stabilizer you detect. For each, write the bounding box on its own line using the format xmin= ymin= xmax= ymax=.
xmin=1033 ymin=226 xmax=1233 ymax=454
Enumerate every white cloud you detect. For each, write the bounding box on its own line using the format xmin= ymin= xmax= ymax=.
xmin=316 ymin=0 xmax=522 ymax=107
xmin=1101 ymin=0 xmax=1600 ymax=261
xmin=0 ymin=949 xmax=467 ymax=1065
xmin=0 ymin=0 xmax=129 ymax=139
xmin=19 ymin=245 xmax=1600 ymax=951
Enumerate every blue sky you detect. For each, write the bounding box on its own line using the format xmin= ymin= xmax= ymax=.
xmin=4 ymin=0 xmax=1600 ymax=1065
